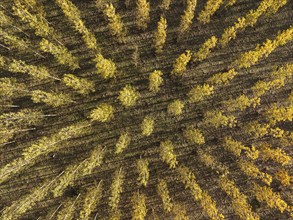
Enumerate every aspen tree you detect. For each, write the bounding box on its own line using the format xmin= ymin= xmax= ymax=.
xmin=234 ymin=27 xmax=293 ymax=69
xmin=172 ymin=50 xmax=192 ymax=76
xmin=103 ymin=3 xmax=127 ymax=43
xmin=218 ymin=175 xmax=260 ymax=220
xmin=0 ymin=28 xmax=28 ymax=50
xmin=176 ymin=165 xmax=202 ymax=200
xmin=198 ymin=0 xmax=223 ymax=24
xmin=136 ymin=0 xmax=150 ymax=30
xmin=131 ymin=192 xmax=147 ymax=220
xmin=118 ymin=85 xmax=140 ymax=107
xmin=8 ymin=58 xmax=52 ymax=80
xmin=224 ymin=137 xmax=259 ymax=160
xmin=188 ymin=84 xmax=214 ymax=102
xmin=40 ymin=39 xmax=79 ymax=70
xmin=179 ymin=0 xmax=197 ymax=34
xmin=0 ymin=121 xmax=91 ymax=184
xmin=172 ymin=203 xmax=189 ymax=220
xmin=207 ymin=68 xmax=237 ymax=86
xmin=0 ymin=10 xmax=11 ymax=27
xmin=141 ymin=116 xmax=154 ymax=136
xmin=62 ymin=74 xmax=95 ymax=95
xmin=89 ymin=103 xmax=115 ymax=122
xmin=160 ymin=0 xmax=172 ymax=11
xmin=275 ymin=169 xmax=291 ymax=186
xmin=160 ymin=140 xmax=178 ymax=169
xmin=193 ymin=36 xmax=217 ymax=62
xmin=224 ymin=95 xmax=260 ymax=112
xmin=52 ymin=146 xmax=105 ymax=197
xmin=200 ymin=191 xmax=225 ymax=220
xmin=0 ymin=77 xmax=25 ymax=100
xmin=167 ymin=99 xmax=184 ymax=116
xmin=197 ymin=149 xmax=228 ymax=174
xmin=149 ymin=70 xmax=163 ymax=93
xmin=79 ymin=181 xmax=103 ymax=220
xmin=242 ymin=121 xmax=269 ymax=138
xmin=55 ymin=0 xmax=98 ymax=50
xmin=94 ymin=54 xmax=117 ymax=79
xmin=183 ymin=127 xmax=205 ymax=144
xmin=31 ymin=90 xmax=73 ymax=107
xmin=259 ymin=143 xmax=291 ymax=165
xmin=109 ymin=168 xmax=124 ymax=212
xmin=57 ymin=195 xmax=80 ymax=220
xmin=157 ymin=179 xmax=173 ymax=212
xmin=224 ymin=0 xmax=236 ymax=7
xmin=264 ymin=104 xmax=293 ymax=126
xmin=115 ymin=132 xmax=131 ymax=154
xmin=266 ymin=0 xmax=287 ymax=15
xmin=204 ymin=110 xmax=237 ymax=128
xmin=137 ymin=159 xmax=149 ymax=187
xmin=154 ymin=16 xmax=167 ymax=53
xmin=238 ymin=159 xmax=272 ymax=185
xmin=13 ymin=0 xmax=55 ymax=38
xmin=253 ymin=183 xmax=288 ymax=213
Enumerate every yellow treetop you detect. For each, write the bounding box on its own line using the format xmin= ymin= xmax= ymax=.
xmin=149 ymin=70 xmax=163 ymax=93
xmin=118 ymin=85 xmax=140 ymax=107
xmin=94 ymin=54 xmax=117 ymax=79
xmin=137 ymin=159 xmax=149 ymax=187
xmin=183 ymin=127 xmax=205 ymax=145
xmin=193 ymin=36 xmax=217 ymax=62
xmin=179 ymin=0 xmax=197 ymax=34
xmin=167 ymin=99 xmax=184 ymax=116
xmin=141 ymin=116 xmax=154 ymax=136
xmin=89 ymin=103 xmax=114 ymax=122
xmin=115 ymin=132 xmax=131 ymax=154
xmin=135 ymin=0 xmax=150 ymax=30
xmin=159 ymin=140 xmax=178 ymax=169
xmin=198 ymin=0 xmax=223 ymax=24
xmin=131 ymin=192 xmax=147 ymax=220
xmin=172 ymin=50 xmax=192 ymax=76
xmin=188 ymin=84 xmax=214 ymax=102
xmin=154 ymin=16 xmax=167 ymax=53
xmin=62 ymin=74 xmax=95 ymax=95
xmin=31 ymin=90 xmax=73 ymax=107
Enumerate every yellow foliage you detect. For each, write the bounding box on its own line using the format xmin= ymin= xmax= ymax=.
xmin=149 ymin=70 xmax=163 ymax=93
xmin=137 ymin=159 xmax=149 ymax=187
xmin=238 ymin=159 xmax=272 ymax=185
xmin=94 ymin=54 xmax=117 ymax=79
xmin=159 ymin=140 xmax=178 ymax=169
xmin=198 ymin=0 xmax=223 ymax=24
xmin=176 ymin=165 xmax=202 ymax=201
xmin=204 ymin=110 xmax=236 ymax=128
xmin=183 ymin=127 xmax=205 ymax=145
xmin=109 ymin=168 xmax=124 ymax=211
xmin=157 ymin=179 xmax=173 ymax=212
xmin=0 ymin=77 xmax=25 ymax=100
xmin=136 ymin=0 xmax=150 ymax=30
xmin=62 ymin=74 xmax=95 ymax=95
xmin=259 ymin=144 xmax=291 ymax=165
xmin=40 ymin=38 xmax=79 ymax=70
xmin=31 ymin=90 xmax=73 ymax=107
xmin=253 ymin=183 xmax=288 ymax=213
xmin=269 ymin=127 xmax=285 ymax=138
xmin=188 ymin=84 xmax=214 ymax=102
xmin=141 ymin=116 xmax=154 ymax=136
xmin=224 ymin=95 xmax=260 ymax=112
xmin=79 ymin=182 xmax=103 ymax=220
xmin=160 ymin=0 xmax=172 ymax=11
xmin=218 ymin=175 xmax=260 ymax=220
xmin=264 ymin=104 xmax=293 ymax=126
xmin=172 ymin=50 xmax=192 ymax=76
xmin=89 ymin=103 xmax=114 ymax=122
xmin=115 ymin=132 xmax=131 ymax=154
xmin=154 ymin=16 xmax=167 ymax=53
xmin=118 ymin=85 xmax=140 ymax=107
xmin=104 ymin=3 xmax=126 ymax=43
xmin=207 ymin=68 xmax=237 ymax=86
xmin=224 ymin=137 xmax=259 ymax=159
xmin=197 ymin=149 xmax=228 ymax=174
xmin=242 ymin=121 xmax=269 ymax=138
xmin=8 ymin=59 xmax=51 ymax=80
xmin=193 ymin=36 xmax=217 ymax=62
xmin=167 ymin=99 xmax=184 ymax=116
xmin=131 ymin=192 xmax=147 ymax=220
xmin=200 ymin=191 xmax=225 ymax=220
xmin=55 ymin=0 xmax=98 ymax=50
xmin=275 ymin=169 xmax=291 ymax=186
xmin=172 ymin=203 xmax=189 ymax=220
xmin=179 ymin=0 xmax=197 ymax=34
